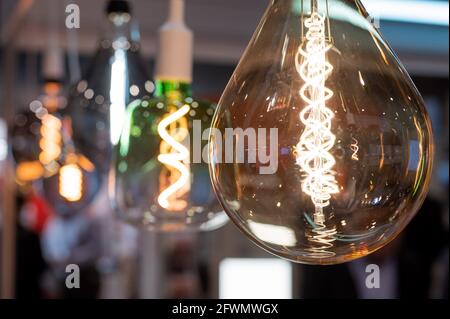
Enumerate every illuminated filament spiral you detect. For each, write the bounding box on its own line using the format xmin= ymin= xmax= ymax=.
xmin=157 ymin=104 xmax=191 ymax=211
xmin=308 ymin=224 xmax=338 ymax=258
xmin=296 ymin=12 xmax=339 ymax=211
xmin=304 ymin=212 xmax=338 ymax=258
xmin=39 ymin=114 xmax=62 ymax=165
xmin=296 ymin=11 xmax=339 ymax=258
xmin=59 ymin=163 xmax=83 ymax=202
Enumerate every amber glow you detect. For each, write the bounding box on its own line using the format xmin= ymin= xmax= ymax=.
xmin=59 ymin=161 xmax=83 ymax=202
xmin=43 ymin=82 xmax=62 ymax=113
xmin=16 ymin=161 xmax=45 ymax=182
xmin=39 ymin=114 xmax=62 ymax=166
xmin=78 ymin=155 xmax=96 ymax=172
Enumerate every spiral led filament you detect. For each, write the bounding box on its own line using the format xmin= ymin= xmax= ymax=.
xmin=351 ymin=137 xmax=360 ymax=161
xmin=59 ymin=160 xmax=83 ymax=202
xmin=296 ymin=11 xmax=339 ymax=210
xmin=295 ymin=5 xmax=339 ymax=257
xmin=39 ymin=114 xmax=62 ymax=166
xmin=157 ymin=104 xmax=191 ymax=211
xmin=305 ymin=212 xmax=338 ymax=258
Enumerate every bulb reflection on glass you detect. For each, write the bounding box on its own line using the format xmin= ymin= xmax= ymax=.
xmin=209 ymin=0 xmax=434 ymax=264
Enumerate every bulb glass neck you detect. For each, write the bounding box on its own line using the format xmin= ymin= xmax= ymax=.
xmin=154 ymin=79 xmax=192 ymax=101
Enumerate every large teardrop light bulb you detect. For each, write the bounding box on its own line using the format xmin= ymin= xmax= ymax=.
xmin=209 ymin=0 xmax=434 ymax=264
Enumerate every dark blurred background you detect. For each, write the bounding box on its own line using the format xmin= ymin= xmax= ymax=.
xmin=0 ymin=0 xmax=448 ymax=299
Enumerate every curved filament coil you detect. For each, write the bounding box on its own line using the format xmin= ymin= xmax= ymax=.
xmin=295 ymin=12 xmax=339 ymax=209
xmin=157 ymin=104 xmax=191 ymax=211
xmin=296 ymin=12 xmax=338 ymax=258
xmin=351 ymin=137 xmax=360 ymax=161
xmin=306 ymin=220 xmax=337 ymax=258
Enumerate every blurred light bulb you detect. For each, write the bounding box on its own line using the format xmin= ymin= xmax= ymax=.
xmin=110 ymin=0 xmax=227 ymax=232
xmin=64 ymin=0 xmax=151 ymax=174
xmin=209 ymin=0 xmax=434 ymax=264
xmin=111 ymin=90 xmax=227 ymax=232
xmin=42 ymin=117 xmax=101 ymax=216
xmin=16 ymin=161 xmax=45 ymax=183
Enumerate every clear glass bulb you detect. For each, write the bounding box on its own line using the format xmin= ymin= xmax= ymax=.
xmin=64 ymin=2 xmax=151 ymax=173
xmin=110 ymin=80 xmax=228 ymax=232
xmin=209 ymin=0 xmax=434 ymax=264
xmin=41 ymin=116 xmax=102 ymax=216
xmin=12 ymin=79 xmax=101 ymax=215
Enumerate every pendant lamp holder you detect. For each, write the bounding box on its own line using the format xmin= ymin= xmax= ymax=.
xmin=155 ymin=0 xmax=193 ymax=83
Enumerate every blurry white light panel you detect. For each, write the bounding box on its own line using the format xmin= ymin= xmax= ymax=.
xmin=0 ymin=119 xmax=7 ymax=161
xmin=362 ymin=0 xmax=449 ymax=26
xmin=219 ymin=258 xmax=292 ymax=299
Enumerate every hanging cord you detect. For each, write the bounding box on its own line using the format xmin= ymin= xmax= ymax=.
xmin=44 ymin=1 xmax=65 ymax=83
xmin=24 ymin=53 xmax=39 ymax=109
